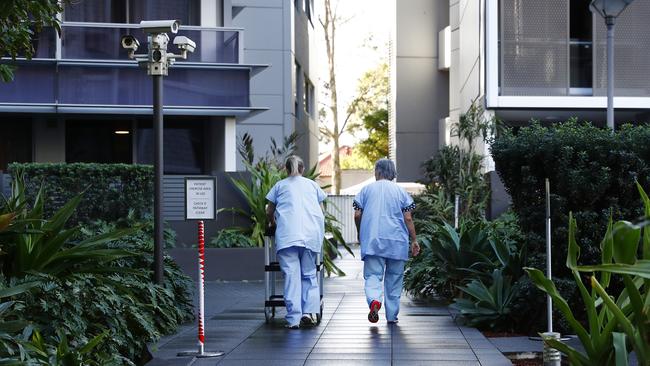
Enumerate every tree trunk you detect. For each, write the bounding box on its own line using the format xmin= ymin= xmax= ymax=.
xmin=322 ymin=0 xmax=341 ymax=194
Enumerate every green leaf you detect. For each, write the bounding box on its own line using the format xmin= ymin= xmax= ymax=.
xmin=612 ymin=332 xmax=629 ymax=366
xmin=576 ymin=261 xmax=650 ymax=279
xmin=525 ymin=267 xmax=594 ymax=356
xmin=600 ymin=217 xmax=614 ymax=287
xmin=567 ymin=213 xmax=580 ymax=269
xmin=612 ymin=221 xmax=640 ymax=265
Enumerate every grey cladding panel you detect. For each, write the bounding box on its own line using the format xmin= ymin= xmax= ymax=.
xmin=594 ymin=2 xmax=650 ymax=97
xmin=500 ymin=0 xmax=569 ymax=96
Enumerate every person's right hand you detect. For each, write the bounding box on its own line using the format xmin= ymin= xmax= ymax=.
xmin=410 ymin=241 xmax=420 ymax=257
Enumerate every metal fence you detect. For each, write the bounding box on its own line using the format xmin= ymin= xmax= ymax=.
xmin=325 ymin=195 xmax=357 ymax=244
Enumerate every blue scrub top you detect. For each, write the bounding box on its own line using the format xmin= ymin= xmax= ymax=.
xmin=266 ymin=176 xmax=327 ymax=253
xmin=354 ymin=180 xmax=415 ymax=261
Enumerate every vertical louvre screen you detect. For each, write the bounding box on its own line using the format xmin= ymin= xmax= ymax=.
xmin=593 ymin=3 xmax=650 ymax=97
xmin=163 ymin=176 xmax=186 ymax=221
xmin=500 ymin=0 xmax=569 ymax=96
xmin=325 ymin=195 xmax=357 ymax=244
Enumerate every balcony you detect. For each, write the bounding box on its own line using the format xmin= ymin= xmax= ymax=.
xmin=486 ymin=0 xmax=650 ymax=110
xmin=0 ymin=23 xmax=259 ymax=115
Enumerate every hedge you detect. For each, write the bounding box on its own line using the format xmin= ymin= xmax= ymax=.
xmin=491 ymin=120 xmax=650 ymax=278
xmin=8 ymin=163 xmax=153 ymax=225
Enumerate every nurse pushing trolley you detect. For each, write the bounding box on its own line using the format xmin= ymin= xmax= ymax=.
xmin=265 ymin=155 xmax=327 ymax=329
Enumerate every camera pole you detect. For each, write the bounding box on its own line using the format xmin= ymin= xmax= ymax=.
xmin=153 ymin=74 xmax=164 ymax=285
xmin=121 ymin=20 xmax=196 ymax=285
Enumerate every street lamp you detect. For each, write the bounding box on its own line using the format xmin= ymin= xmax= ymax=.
xmin=590 ymin=0 xmax=634 ymax=130
xmin=121 ymin=20 xmax=196 ymax=285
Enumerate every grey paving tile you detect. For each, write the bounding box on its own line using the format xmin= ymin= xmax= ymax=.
xmin=304 ymin=361 xmax=391 ymax=366
xmin=216 ymin=360 xmax=304 ymax=366
xmin=150 ymin=248 xmax=511 ymax=366
xmin=392 ymin=362 xmax=480 ymax=366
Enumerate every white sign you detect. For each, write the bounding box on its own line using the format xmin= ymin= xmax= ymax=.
xmin=185 ymin=178 xmax=216 ymax=220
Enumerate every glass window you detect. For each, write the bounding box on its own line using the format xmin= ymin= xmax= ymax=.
xmin=570 ymin=0 xmax=593 ymax=93
xmin=0 ymin=119 xmax=32 ymax=171
xmin=63 ymin=0 xmax=127 ymax=23
xmin=303 ymin=75 xmax=312 ymax=115
xmin=294 ymin=62 xmax=301 ymax=118
xmin=136 ymin=118 xmax=206 ymax=174
xmin=129 ymin=0 xmax=201 ymax=26
xmin=66 ymin=120 xmax=133 ymax=164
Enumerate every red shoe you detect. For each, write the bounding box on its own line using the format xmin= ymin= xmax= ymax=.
xmin=368 ymin=300 xmax=382 ymax=323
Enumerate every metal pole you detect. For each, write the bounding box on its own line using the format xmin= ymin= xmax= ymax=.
xmin=545 ymin=178 xmax=552 ymax=333
xmin=606 ymin=17 xmax=615 ymax=130
xmin=153 ymin=74 xmax=164 ymax=285
xmin=177 ymin=221 xmax=224 ymax=358
xmin=454 ymin=194 xmax=460 ymax=229
xmin=198 ymin=220 xmax=205 ymax=354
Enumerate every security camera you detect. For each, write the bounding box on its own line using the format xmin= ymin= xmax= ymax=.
xmin=120 ymin=35 xmax=140 ymax=50
xmin=140 ymin=20 xmax=180 ymax=34
xmin=173 ymin=36 xmax=196 ymax=53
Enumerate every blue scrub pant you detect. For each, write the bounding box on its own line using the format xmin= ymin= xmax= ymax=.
xmin=277 ymin=246 xmax=320 ymax=326
xmin=363 ymin=255 xmax=406 ymax=322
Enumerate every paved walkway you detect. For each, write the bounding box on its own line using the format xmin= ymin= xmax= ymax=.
xmin=149 ymin=249 xmax=512 ymax=365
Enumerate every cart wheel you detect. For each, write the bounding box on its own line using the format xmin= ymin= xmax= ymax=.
xmin=264 ymin=307 xmax=272 ymax=323
xmin=272 ymin=307 xmax=276 ymax=318
xmin=316 ymin=303 xmax=323 ymax=324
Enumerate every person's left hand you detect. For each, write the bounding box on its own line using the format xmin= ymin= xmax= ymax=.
xmin=410 ymin=241 xmax=420 ymax=257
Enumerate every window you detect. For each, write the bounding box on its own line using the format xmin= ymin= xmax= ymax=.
xmin=294 ymin=61 xmax=301 ymax=118
xmin=0 ymin=119 xmax=32 ymax=171
xmin=136 ymin=118 xmax=206 ymax=174
xmin=63 ymin=0 xmax=201 ymax=25
xmin=66 ymin=120 xmax=132 ymax=164
xmin=570 ymin=0 xmax=593 ymax=94
xmin=129 ymin=0 xmax=201 ymax=26
xmin=64 ymin=0 xmax=127 ymax=23
xmin=304 ymin=76 xmax=314 ymax=115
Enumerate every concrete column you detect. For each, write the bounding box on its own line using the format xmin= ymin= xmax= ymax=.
xmin=33 ymin=119 xmax=65 ymax=162
xmin=224 ymin=117 xmax=237 ymax=172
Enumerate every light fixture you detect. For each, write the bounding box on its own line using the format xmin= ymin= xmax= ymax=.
xmin=590 ymin=0 xmax=634 ymax=19
xmin=114 ymin=130 xmax=130 ymax=135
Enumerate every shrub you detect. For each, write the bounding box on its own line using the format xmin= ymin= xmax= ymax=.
xmin=491 ymin=120 xmax=650 ymax=278
xmin=209 ymin=228 xmax=255 ymax=248
xmin=8 ymin=163 xmax=153 ymax=225
xmin=0 ymin=173 xmax=193 ymax=364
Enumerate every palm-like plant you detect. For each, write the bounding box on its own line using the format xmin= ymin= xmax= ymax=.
xmin=224 ymin=133 xmax=352 ymax=276
xmin=431 ymin=222 xmax=495 ymax=296
xmin=451 ymin=269 xmax=522 ymax=331
xmin=526 ymin=181 xmax=650 ymax=366
xmin=0 ymin=173 xmax=137 ymax=278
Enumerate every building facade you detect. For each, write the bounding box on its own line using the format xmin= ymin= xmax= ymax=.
xmin=390 ymin=0 xmax=650 ymax=182
xmin=0 ymin=0 xmax=319 ymax=244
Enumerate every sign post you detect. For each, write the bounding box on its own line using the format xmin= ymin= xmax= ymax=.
xmin=177 ymin=177 xmax=223 ymax=359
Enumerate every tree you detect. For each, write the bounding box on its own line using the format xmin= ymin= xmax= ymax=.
xmin=349 ymin=62 xmax=389 ymax=163
xmin=319 ymin=2 xmax=389 ymax=193
xmin=0 ymin=0 xmax=65 ymax=82
xmin=319 ymin=0 xmax=348 ymax=194
xmin=355 ymin=108 xmax=388 ymax=163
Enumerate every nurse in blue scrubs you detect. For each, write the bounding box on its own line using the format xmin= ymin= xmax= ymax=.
xmin=266 ymin=155 xmax=326 ymax=329
xmin=353 ymin=158 xmax=420 ymax=324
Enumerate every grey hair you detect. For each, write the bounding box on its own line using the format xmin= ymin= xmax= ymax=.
xmin=374 ymin=158 xmax=396 ymax=181
xmin=285 ymin=155 xmax=305 ymax=176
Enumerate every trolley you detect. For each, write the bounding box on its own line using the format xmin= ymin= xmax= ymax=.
xmin=263 ymin=233 xmax=325 ymax=324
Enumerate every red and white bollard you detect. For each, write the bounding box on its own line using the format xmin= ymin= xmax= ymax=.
xmin=177 ymin=221 xmax=224 ymax=358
